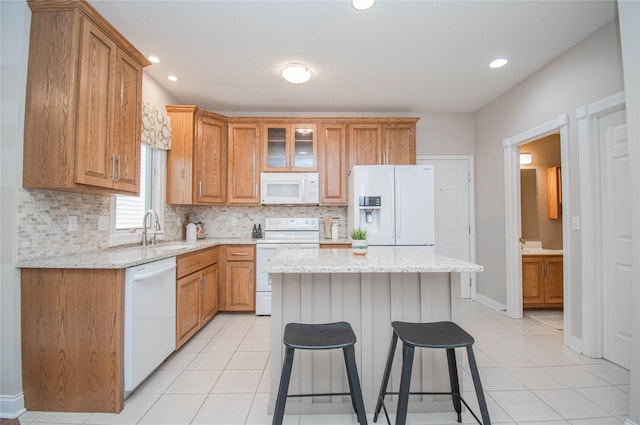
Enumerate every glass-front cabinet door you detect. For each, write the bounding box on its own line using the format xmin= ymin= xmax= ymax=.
xmin=263 ymin=123 xmax=317 ymax=171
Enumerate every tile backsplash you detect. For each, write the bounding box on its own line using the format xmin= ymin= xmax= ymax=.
xmin=16 ymin=188 xmax=347 ymax=261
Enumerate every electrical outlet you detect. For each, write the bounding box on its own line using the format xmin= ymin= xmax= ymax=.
xmin=231 ymin=217 xmax=237 ymax=226
xmin=176 ymin=216 xmax=183 ymax=227
xmin=68 ymin=216 xmax=78 ymax=232
xmin=98 ymin=216 xmax=109 ymax=231
xmin=572 ymin=216 xmax=581 ymax=230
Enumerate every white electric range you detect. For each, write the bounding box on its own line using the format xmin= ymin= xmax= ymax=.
xmin=255 ymin=217 xmax=319 ymax=315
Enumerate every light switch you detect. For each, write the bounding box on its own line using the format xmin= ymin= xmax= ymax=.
xmin=98 ymin=216 xmax=109 ymax=231
xmin=68 ymin=216 xmax=78 ymax=232
xmin=571 ymin=216 xmax=581 ymax=230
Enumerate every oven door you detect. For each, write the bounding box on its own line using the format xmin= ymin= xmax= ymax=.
xmin=255 ymin=242 xmax=318 ymax=315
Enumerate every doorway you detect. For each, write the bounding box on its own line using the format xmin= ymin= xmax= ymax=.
xmin=502 ymin=114 xmax=572 ymax=347
xmin=519 ymin=135 xmax=565 ymax=326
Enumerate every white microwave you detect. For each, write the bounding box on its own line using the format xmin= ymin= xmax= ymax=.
xmin=260 ymin=172 xmax=319 ymax=205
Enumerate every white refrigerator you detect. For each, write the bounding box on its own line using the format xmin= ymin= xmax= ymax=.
xmin=348 ymin=165 xmax=435 ymax=246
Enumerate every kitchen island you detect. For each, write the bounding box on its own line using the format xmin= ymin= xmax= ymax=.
xmin=264 ymin=246 xmax=483 ymax=415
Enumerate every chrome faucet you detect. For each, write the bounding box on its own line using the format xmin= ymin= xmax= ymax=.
xmin=142 ymin=210 xmax=161 ymax=246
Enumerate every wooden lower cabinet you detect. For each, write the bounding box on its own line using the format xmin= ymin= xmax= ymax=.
xmin=522 ymin=255 xmax=563 ymax=309
xmin=176 ymin=247 xmax=219 ymax=349
xmin=21 ymin=268 xmax=125 ymax=413
xmin=220 ymin=245 xmax=256 ymax=312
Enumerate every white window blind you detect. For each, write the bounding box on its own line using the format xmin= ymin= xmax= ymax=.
xmin=115 ymin=145 xmax=149 ymax=230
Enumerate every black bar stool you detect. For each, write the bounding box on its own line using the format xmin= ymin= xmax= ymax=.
xmin=374 ymin=321 xmax=491 ymax=425
xmin=272 ymin=321 xmax=368 ymax=425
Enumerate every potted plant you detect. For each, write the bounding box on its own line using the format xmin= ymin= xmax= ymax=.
xmin=350 ymin=227 xmax=368 ymax=256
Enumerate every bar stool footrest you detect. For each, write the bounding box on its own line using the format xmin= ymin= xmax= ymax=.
xmin=286 ymin=392 xmax=353 ymax=398
xmin=376 ymin=392 xmax=488 ymax=425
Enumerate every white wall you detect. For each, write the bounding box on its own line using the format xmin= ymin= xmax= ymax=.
xmin=0 ymin=1 xmax=30 ymax=418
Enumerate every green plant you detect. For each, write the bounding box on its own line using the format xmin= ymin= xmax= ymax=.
xmin=350 ymin=227 xmax=368 ymax=240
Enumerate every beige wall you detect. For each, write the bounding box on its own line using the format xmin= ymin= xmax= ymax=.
xmin=520 ymin=134 xmax=563 ymax=249
xmin=474 ymin=19 xmax=624 ymax=343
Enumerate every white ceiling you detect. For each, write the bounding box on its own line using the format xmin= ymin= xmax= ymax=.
xmin=90 ymin=0 xmax=617 ymax=114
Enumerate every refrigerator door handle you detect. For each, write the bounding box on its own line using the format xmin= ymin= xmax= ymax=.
xmin=394 ymin=171 xmax=400 ymax=240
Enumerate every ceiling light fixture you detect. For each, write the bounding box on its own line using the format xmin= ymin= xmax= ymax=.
xmin=352 ymin=0 xmax=375 ymax=10
xmin=520 ymin=153 xmax=532 ymax=165
xmin=489 ymin=58 xmax=508 ymax=68
xmin=281 ymin=64 xmax=312 ymax=84
xmin=167 ymin=75 xmax=178 ymax=82
xmin=148 ymin=56 xmax=160 ymax=64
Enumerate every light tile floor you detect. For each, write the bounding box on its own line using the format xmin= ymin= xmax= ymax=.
xmin=19 ymin=302 xmax=630 ymax=425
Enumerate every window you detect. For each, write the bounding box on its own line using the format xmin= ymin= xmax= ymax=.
xmin=110 ymin=144 xmax=166 ymax=246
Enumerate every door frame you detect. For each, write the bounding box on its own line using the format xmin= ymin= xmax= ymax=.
xmin=502 ymin=115 xmax=573 ymax=345
xmin=417 ymin=155 xmax=477 ymax=299
xmin=576 ymin=91 xmax=625 ymax=359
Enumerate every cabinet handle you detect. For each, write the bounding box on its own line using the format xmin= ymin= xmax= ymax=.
xmin=111 ymin=154 xmax=116 ymax=181
xmin=116 ymin=156 xmax=121 ymax=182
xmin=200 ymin=276 xmax=205 ymax=294
xmin=255 ymin=183 xmax=258 ymax=197
xmin=231 ymin=252 xmax=249 ymax=256
xmin=199 ymin=181 xmax=203 ymax=197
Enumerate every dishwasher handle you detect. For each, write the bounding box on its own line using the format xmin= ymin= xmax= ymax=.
xmin=132 ymin=264 xmax=176 ymax=281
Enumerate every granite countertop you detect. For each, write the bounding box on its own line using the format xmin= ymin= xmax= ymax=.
xmin=264 ymin=246 xmax=484 ymax=274
xmin=16 ymin=238 xmax=256 ymax=269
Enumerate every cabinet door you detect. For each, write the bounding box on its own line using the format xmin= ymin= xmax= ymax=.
xmin=195 ymin=115 xmax=227 ymax=204
xmin=263 ymin=124 xmax=289 ymax=171
xmin=225 ymin=261 xmax=255 ymax=312
xmin=112 ymin=49 xmax=142 ymax=193
xmin=75 ymin=18 xmax=116 ymax=189
xmin=228 ymin=124 xmax=260 ymax=204
xmin=318 ymin=124 xmax=347 ymax=205
xmin=176 ymin=272 xmax=201 ymax=348
xmin=382 ymin=123 xmax=416 ymax=165
xmin=348 ymin=124 xmax=382 ymax=171
xmin=200 ymin=264 xmax=219 ymax=323
xmin=522 ymin=256 xmax=544 ymax=307
xmin=544 ymin=256 xmax=564 ymax=305
xmin=291 ymin=124 xmax=317 ymax=170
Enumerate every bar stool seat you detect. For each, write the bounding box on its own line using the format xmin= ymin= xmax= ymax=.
xmin=273 ymin=321 xmax=368 ymax=425
xmin=374 ymin=321 xmax=491 ymax=425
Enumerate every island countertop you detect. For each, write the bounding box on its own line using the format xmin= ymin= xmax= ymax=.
xmin=264 ymin=246 xmax=483 ymax=274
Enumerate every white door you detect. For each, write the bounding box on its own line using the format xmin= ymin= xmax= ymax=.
xmin=600 ymin=109 xmax=632 ymax=369
xmin=417 ymin=158 xmax=473 ymax=298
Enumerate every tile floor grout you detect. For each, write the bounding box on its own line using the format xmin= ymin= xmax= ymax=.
xmin=19 ymin=302 xmax=630 ymax=425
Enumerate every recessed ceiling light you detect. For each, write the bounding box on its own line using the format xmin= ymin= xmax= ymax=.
xmin=352 ymin=0 xmax=375 ymax=10
xmin=167 ymin=75 xmax=178 ymax=82
xmin=281 ymin=64 xmax=312 ymax=84
xmin=148 ymin=56 xmax=160 ymax=64
xmin=489 ymin=58 xmax=508 ymax=68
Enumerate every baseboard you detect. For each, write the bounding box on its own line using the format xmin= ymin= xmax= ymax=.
xmin=566 ymin=334 xmax=583 ymax=354
xmin=0 ymin=393 xmax=25 ymax=420
xmin=476 ymin=293 xmax=507 ymax=314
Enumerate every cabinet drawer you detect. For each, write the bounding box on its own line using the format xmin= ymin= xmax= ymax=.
xmin=225 ymin=245 xmax=255 ymax=261
xmin=177 ymin=247 xmax=218 ymax=278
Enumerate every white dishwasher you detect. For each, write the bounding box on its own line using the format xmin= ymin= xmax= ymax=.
xmin=124 ymin=257 xmax=176 ymax=393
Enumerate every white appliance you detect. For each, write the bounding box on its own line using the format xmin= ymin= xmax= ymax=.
xmin=260 ymin=172 xmax=319 ymax=205
xmin=255 ymin=217 xmax=320 ymax=315
xmin=348 ymin=165 xmax=435 ymax=247
xmin=124 ymin=257 xmax=176 ymax=393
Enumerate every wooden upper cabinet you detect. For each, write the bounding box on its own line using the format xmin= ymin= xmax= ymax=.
xmin=318 ymin=124 xmax=348 ymax=205
xmin=23 ymin=0 xmax=149 ymax=195
xmin=348 ymin=124 xmax=382 ymax=171
xmin=262 ymin=123 xmax=317 ymax=171
xmin=347 ymin=120 xmax=418 ymax=172
xmin=166 ymin=106 xmax=227 ymax=205
xmin=382 ymin=123 xmax=416 ymax=165
xmin=228 ymin=123 xmax=261 ymax=204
